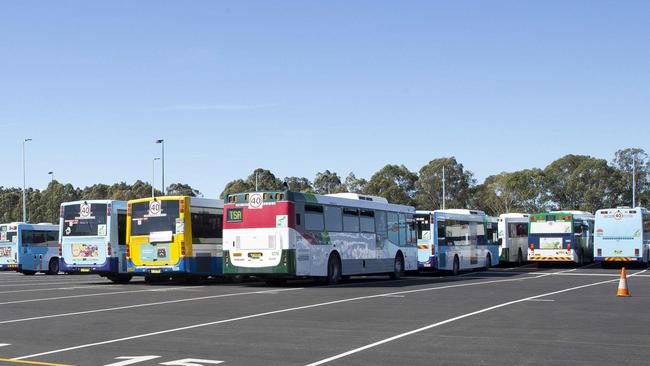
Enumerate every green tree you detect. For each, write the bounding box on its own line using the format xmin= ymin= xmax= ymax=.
xmin=167 ymin=183 xmax=201 ymax=197
xmin=544 ymin=154 xmax=625 ymax=212
xmin=365 ymin=164 xmax=418 ymax=205
xmin=415 ymin=157 xmax=475 ymax=210
xmin=472 ymin=169 xmax=548 ymax=215
xmin=612 ymin=148 xmax=649 ymax=207
xmin=343 ymin=172 xmax=367 ymax=193
xmin=284 ymin=177 xmax=313 ymax=193
xmin=313 ymin=170 xmax=344 ymax=194
xmin=221 ymin=179 xmax=253 ymax=199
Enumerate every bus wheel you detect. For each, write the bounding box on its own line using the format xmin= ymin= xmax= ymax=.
xmin=108 ymin=275 xmax=132 ymax=284
xmin=577 ymin=250 xmax=584 ymax=266
xmin=326 ymin=254 xmax=342 ymax=285
xmin=452 ymin=256 xmax=460 ymax=276
xmin=47 ymin=258 xmax=59 ymax=275
xmin=517 ymin=249 xmax=523 ymax=266
xmin=389 ymin=253 xmax=404 ymax=280
xmin=484 ymin=253 xmax=492 ymax=271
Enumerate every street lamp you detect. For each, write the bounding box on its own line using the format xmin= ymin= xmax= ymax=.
xmin=155 ymin=139 xmax=165 ymax=195
xmin=48 ymin=171 xmax=55 ymax=223
xmin=48 ymin=171 xmax=54 ymax=185
xmin=152 ymin=157 xmax=161 ymax=197
xmin=22 ymin=138 xmax=32 ymax=222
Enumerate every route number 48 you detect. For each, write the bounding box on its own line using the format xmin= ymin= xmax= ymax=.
xmin=105 ymin=356 xmax=223 ymax=366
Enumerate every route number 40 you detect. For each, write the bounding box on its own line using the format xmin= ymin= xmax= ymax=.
xmin=105 ymin=356 xmax=223 ymax=366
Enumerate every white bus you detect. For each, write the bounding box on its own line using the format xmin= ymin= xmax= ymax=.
xmin=415 ymin=209 xmax=500 ymax=275
xmin=222 ymin=191 xmax=418 ymax=284
xmin=594 ymin=207 xmax=650 ymax=265
xmin=528 ymin=211 xmax=594 ymax=264
xmin=498 ymin=213 xmax=529 ymax=265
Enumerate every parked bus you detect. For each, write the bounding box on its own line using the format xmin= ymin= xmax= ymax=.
xmin=415 ymin=209 xmax=499 ymax=275
xmin=1 ymin=223 xmax=60 ymax=275
xmin=222 ymin=191 xmax=417 ymax=284
xmin=594 ymin=207 xmax=650 ymax=265
xmin=59 ymin=200 xmax=132 ymax=283
xmin=527 ymin=211 xmax=594 ymax=264
xmin=126 ymin=196 xmax=224 ymax=281
xmin=498 ymin=213 xmax=529 ymax=265
xmin=0 ymin=222 xmax=21 ymax=270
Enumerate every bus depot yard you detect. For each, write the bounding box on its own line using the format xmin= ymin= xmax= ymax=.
xmin=0 ymin=264 xmax=648 ymax=366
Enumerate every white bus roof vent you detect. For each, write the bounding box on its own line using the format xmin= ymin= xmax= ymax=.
xmin=325 ymin=193 xmax=389 ymax=204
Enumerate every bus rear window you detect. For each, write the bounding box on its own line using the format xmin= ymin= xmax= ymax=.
xmin=63 ymin=203 xmax=108 ymax=237
xmin=131 ymin=200 xmax=180 ymax=236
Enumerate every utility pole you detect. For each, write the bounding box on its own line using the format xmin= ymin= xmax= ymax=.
xmin=255 ymin=172 xmax=259 ymax=191
xmin=22 ymin=138 xmax=32 ymax=222
xmin=442 ymin=166 xmax=446 ymax=210
xmin=632 ymin=158 xmax=636 ymax=208
xmin=48 ymin=171 xmax=55 ymax=223
xmin=156 ymin=139 xmax=165 ymax=195
xmin=152 ymin=157 xmax=160 ymax=197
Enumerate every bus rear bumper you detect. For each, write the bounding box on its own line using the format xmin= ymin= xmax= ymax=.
xmin=417 ymin=256 xmax=438 ymax=270
xmin=594 ymin=256 xmax=643 ymax=262
xmin=127 ymin=256 xmax=223 ymax=276
xmin=223 ymin=249 xmax=296 ymax=276
xmin=0 ymin=264 xmax=19 ymax=270
xmin=60 ymin=257 xmax=119 ymax=275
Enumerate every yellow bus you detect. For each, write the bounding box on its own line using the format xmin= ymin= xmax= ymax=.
xmin=126 ymin=196 xmax=224 ymax=281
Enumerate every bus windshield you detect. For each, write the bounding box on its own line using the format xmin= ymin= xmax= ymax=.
xmin=415 ymin=214 xmax=432 ymax=241
xmin=530 ymin=221 xmax=572 ymax=234
xmin=62 ymin=203 xmax=108 ymax=237
xmin=131 ymin=200 xmax=180 ymax=236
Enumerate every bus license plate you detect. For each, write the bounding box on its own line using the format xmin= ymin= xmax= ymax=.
xmin=80 ymin=268 xmax=90 ymax=273
xmin=150 ymin=269 xmax=162 ymax=274
xmin=248 ymin=252 xmax=263 ymax=259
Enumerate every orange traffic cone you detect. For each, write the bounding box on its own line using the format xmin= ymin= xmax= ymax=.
xmin=617 ymin=267 xmax=630 ymax=297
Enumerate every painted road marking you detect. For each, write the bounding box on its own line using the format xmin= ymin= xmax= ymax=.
xmin=0 ymin=288 xmax=304 ymax=325
xmin=303 ymin=269 xmax=648 ymax=366
xmin=0 ymin=287 xmax=197 ymax=306
xmin=12 ymin=273 xmax=556 ymax=360
xmin=0 ymin=358 xmax=74 ymax=366
xmin=0 ymin=344 xmax=10 ymax=347
xmin=0 ymin=285 xmax=130 ymax=295
xmin=0 ymin=281 xmax=96 ymax=288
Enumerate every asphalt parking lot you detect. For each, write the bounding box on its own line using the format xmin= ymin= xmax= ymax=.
xmin=0 ymin=264 xmax=648 ymax=366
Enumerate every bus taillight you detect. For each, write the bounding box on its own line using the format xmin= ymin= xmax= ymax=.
xmin=597 ymin=248 xmax=602 ymax=256
xmin=127 ymin=203 xmax=132 ymax=216
xmin=107 ymin=203 xmax=111 ymax=217
xmin=179 ymin=200 xmax=185 ymax=214
xmin=529 ymin=244 xmax=534 ymax=251
xmin=567 ymin=243 xmax=571 ymax=252
xmin=635 ymin=248 xmax=640 ymax=257
xmin=431 ymin=245 xmax=435 ymax=256
xmin=181 ymin=240 xmax=186 ymax=257
xmin=107 ymin=242 xmax=112 ymax=256
xmin=58 ymin=243 xmax=62 ymax=256
xmin=126 ymin=244 xmax=130 ymax=258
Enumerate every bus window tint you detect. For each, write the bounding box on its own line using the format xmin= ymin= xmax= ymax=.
xmin=375 ymin=211 xmax=388 ymax=239
xmin=360 ymin=210 xmax=375 ymax=233
xmin=324 ymin=206 xmax=342 ymax=232
xmin=305 ymin=205 xmax=324 ymax=231
xmin=437 ymin=220 xmax=446 ymax=245
xmin=446 ymin=220 xmax=471 ymax=246
xmin=118 ymin=212 xmax=127 ymax=245
xmin=415 ymin=215 xmax=431 ymax=240
xmin=509 ymin=223 xmax=527 ymax=238
xmin=191 ymin=208 xmax=223 ymax=242
xmin=62 ymin=203 xmax=108 ymax=237
xmin=131 ymin=200 xmax=180 ymax=236
xmin=387 ymin=212 xmax=399 ymax=244
xmin=343 ymin=208 xmax=360 ymax=232
xmin=406 ymin=215 xmax=417 ymax=245
xmin=398 ymin=213 xmax=407 ymax=245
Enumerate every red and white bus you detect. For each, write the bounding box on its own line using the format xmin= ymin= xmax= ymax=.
xmin=222 ymin=191 xmax=418 ymax=284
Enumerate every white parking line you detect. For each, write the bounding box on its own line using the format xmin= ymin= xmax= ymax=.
xmin=12 ymin=273 xmax=553 ymax=360
xmin=303 ymin=269 xmax=648 ymax=366
xmin=0 ymin=288 xmax=304 ymax=325
xmin=0 ymin=287 xmax=199 ymax=306
xmin=0 ymin=285 xmax=130 ymax=295
xmin=0 ymin=281 xmax=98 ymax=288
xmin=0 ymin=343 xmax=9 ymax=347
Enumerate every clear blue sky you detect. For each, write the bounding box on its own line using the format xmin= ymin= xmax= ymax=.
xmin=1 ymin=1 xmax=648 ymax=197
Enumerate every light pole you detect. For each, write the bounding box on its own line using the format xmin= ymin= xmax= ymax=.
xmin=156 ymin=139 xmax=165 ymax=195
xmin=48 ymin=171 xmax=55 ymax=223
xmin=22 ymin=138 xmax=32 ymax=222
xmin=152 ymin=157 xmax=160 ymax=197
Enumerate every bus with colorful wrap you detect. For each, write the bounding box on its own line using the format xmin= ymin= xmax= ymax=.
xmin=126 ymin=196 xmax=224 ymax=281
xmin=222 ymin=191 xmax=417 ymax=285
xmin=59 ymin=200 xmax=132 ymax=283
xmin=594 ymin=207 xmax=650 ymax=265
xmin=0 ymin=222 xmax=21 ymax=270
xmin=415 ymin=209 xmax=499 ymax=275
xmin=497 ymin=213 xmax=529 ymax=265
xmin=0 ymin=223 xmax=59 ymax=275
xmin=527 ymin=211 xmax=594 ymax=264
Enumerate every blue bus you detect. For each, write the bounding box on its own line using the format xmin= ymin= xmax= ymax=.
xmin=0 ymin=223 xmax=21 ymax=270
xmin=527 ymin=211 xmax=594 ymax=264
xmin=415 ymin=209 xmax=499 ymax=275
xmin=0 ymin=223 xmax=60 ymax=275
xmin=594 ymin=207 xmax=650 ymax=265
xmin=59 ymin=200 xmax=132 ymax=283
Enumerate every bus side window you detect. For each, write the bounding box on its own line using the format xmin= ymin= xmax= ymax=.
xmin=343 ymin=208 xmax=360 ymax=232
xmin=324 ymin=206 xmax=343 ymax=232
xmin=375 ymin=211 xmax=388 ymax=239
xmin=437 ymin=220 xmax=446 ymax=245
xmin=304 ymin=205 xmax=324 ymax=231
xmin=359 ymin=210 xmax=375 ymax=233
xmin=405 ymin=214 xmax=417 ymax=245
xmin=47 ymin=231 xmax=58 ymax=247
xmin=118 ymin=212 xmax=127 ymax=245
xmin=398 ymin=213 xmax=407 ymax=246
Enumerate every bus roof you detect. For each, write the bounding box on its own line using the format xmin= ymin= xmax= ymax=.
xmin=499 ymin=213 xmax=529 ymax=219
xmin=325 ymin=192 xmax=388 ymax=203
xmin=416 ymin=209 xmax=487 ymax=221
xmin=128 ymin=196 xmax=223 ymax=208
xmin=15 ymin=223 xmax=58 ymax=231
xmin=532 ymin=211 xmax=595 ymax=220
xmin=596 ymin=207 xmax=647 ymax=215
xmin=61 ymin=200 xmax=128 ymax=209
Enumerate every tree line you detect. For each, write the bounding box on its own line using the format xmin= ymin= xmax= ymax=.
xmin=0 ymin=148 xmax=647 ymax=224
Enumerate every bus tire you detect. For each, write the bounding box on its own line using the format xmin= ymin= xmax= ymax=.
xmin=517 ymin=249 xmax=523 ymax=266
xmin=484 ymin=253 xmax=492 ymax=271
xmin=452 ymin=256 xmax=460 ymax=276
xmin=326 ymin=254 xmax=342 ymax=285
xmin=21 ymin=270 xmax=36 ymax=276
xmin=47 ymin=258 xmax=59 ymax=275
xmin=389 ymin=253 xmax=405 ymax=280
xmin=577 ymin=250 xmax=584 ymax=266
